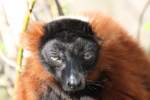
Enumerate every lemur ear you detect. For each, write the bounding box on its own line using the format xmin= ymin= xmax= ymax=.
xmin=20 ymin=22 xmax=44 ymax=53
xmin=78 ymin=11 xmax=105 ymax=45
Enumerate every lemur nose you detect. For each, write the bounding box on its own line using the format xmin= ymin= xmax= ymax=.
xmin=66 ymin=75 xmax=82 ymax=89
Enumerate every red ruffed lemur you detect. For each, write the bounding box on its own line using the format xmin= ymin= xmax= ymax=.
xmin=15 ymin=12 xmax=150 ymax=100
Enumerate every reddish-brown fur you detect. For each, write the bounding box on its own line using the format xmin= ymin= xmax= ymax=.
xmin=15 ymin=12 xmax=150 ymax=100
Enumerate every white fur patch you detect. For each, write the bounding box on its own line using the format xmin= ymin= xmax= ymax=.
xmin=51 ymin=15 xmax=89 ymax=23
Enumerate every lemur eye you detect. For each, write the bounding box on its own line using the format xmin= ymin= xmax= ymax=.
xmin=50 ymin=56 xmax=58 ymax=61
xmin=50 ymin=56 xmax=62 ymax=64
xmin=84 ymin=52 xmax=93 ymax=60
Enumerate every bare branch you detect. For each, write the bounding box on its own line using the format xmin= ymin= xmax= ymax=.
xmin=0 ymin=52 xmax=17 ymax=69
xmin=137 ymin=0 xmax=150 ymax=41
xmin=55 ymin=0 xmax=64 ymax=16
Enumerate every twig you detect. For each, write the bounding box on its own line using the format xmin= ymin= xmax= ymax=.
xmin=0 ymin=52 xmax=16 ymax=69
xmin=1 ymin=5 xmax=10 ymax=26
xmin=137 ymin=0 xmax=150 ymax=41
xmin=54 ymin=0 xmax=64 ymax=16
xmin=17 ymin=0 xmax=36 ymax=74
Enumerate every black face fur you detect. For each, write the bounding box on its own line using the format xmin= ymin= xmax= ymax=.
xmin=39 ymin=19 xmax=100 ymax=97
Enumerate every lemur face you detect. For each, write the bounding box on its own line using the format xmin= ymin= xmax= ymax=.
xmin=41 ymin=37 xmax=99 ymax=92
xmin=39 ymin=18 xmax=99 ymax=92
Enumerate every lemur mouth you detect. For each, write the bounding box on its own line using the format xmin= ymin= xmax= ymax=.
xmin=64 ymin=71 xmax=107 ymax=93
xmin=64 ymin=78 xmax=107 ymax=98
xmin=63 ymin=84 xmax=100 ymax=99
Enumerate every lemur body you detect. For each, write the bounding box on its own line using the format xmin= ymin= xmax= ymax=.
xmin=15 ymin=12 xmax=150 ymax=100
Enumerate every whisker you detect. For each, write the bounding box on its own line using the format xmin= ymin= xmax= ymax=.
xmin=87 ymin=83 xmax=105 ymax=88
xmin=87 ymin=79 xmax=108 ymax=83
xmin=87 ymin=86 xmax=97 ymax=93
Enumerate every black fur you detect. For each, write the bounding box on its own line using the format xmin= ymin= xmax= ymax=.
xmin=39 ymin=86 xmax=97 ymax=100
xmin=39 ymin=73 xmax=108 ymax=100
xmin=40 ymin=19 xmax=96 ymax=48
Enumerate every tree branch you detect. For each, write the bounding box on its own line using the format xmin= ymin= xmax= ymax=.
xmin=55 ymin=0 xmax=64 ymax=16
xmin=137 ymin=0 xmax=150 ymax=41
xmin=0 ymin=52 xmax=16 ymax=69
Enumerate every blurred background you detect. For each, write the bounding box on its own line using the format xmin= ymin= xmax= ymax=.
xmin=0 ymin=0 xmax=150 ymax=100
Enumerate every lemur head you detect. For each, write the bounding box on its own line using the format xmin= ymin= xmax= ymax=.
xmin=39 ymin=17 xmax=101 ymax=92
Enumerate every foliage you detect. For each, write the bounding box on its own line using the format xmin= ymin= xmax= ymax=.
xmin=144 ymin=22 xmax=150 ymax=32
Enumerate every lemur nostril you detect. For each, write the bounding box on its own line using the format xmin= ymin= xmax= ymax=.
xmin=67 ymin=82 xmax=75 ymax=89
xmin=67 ymin=78 xmax=81 ymax=89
